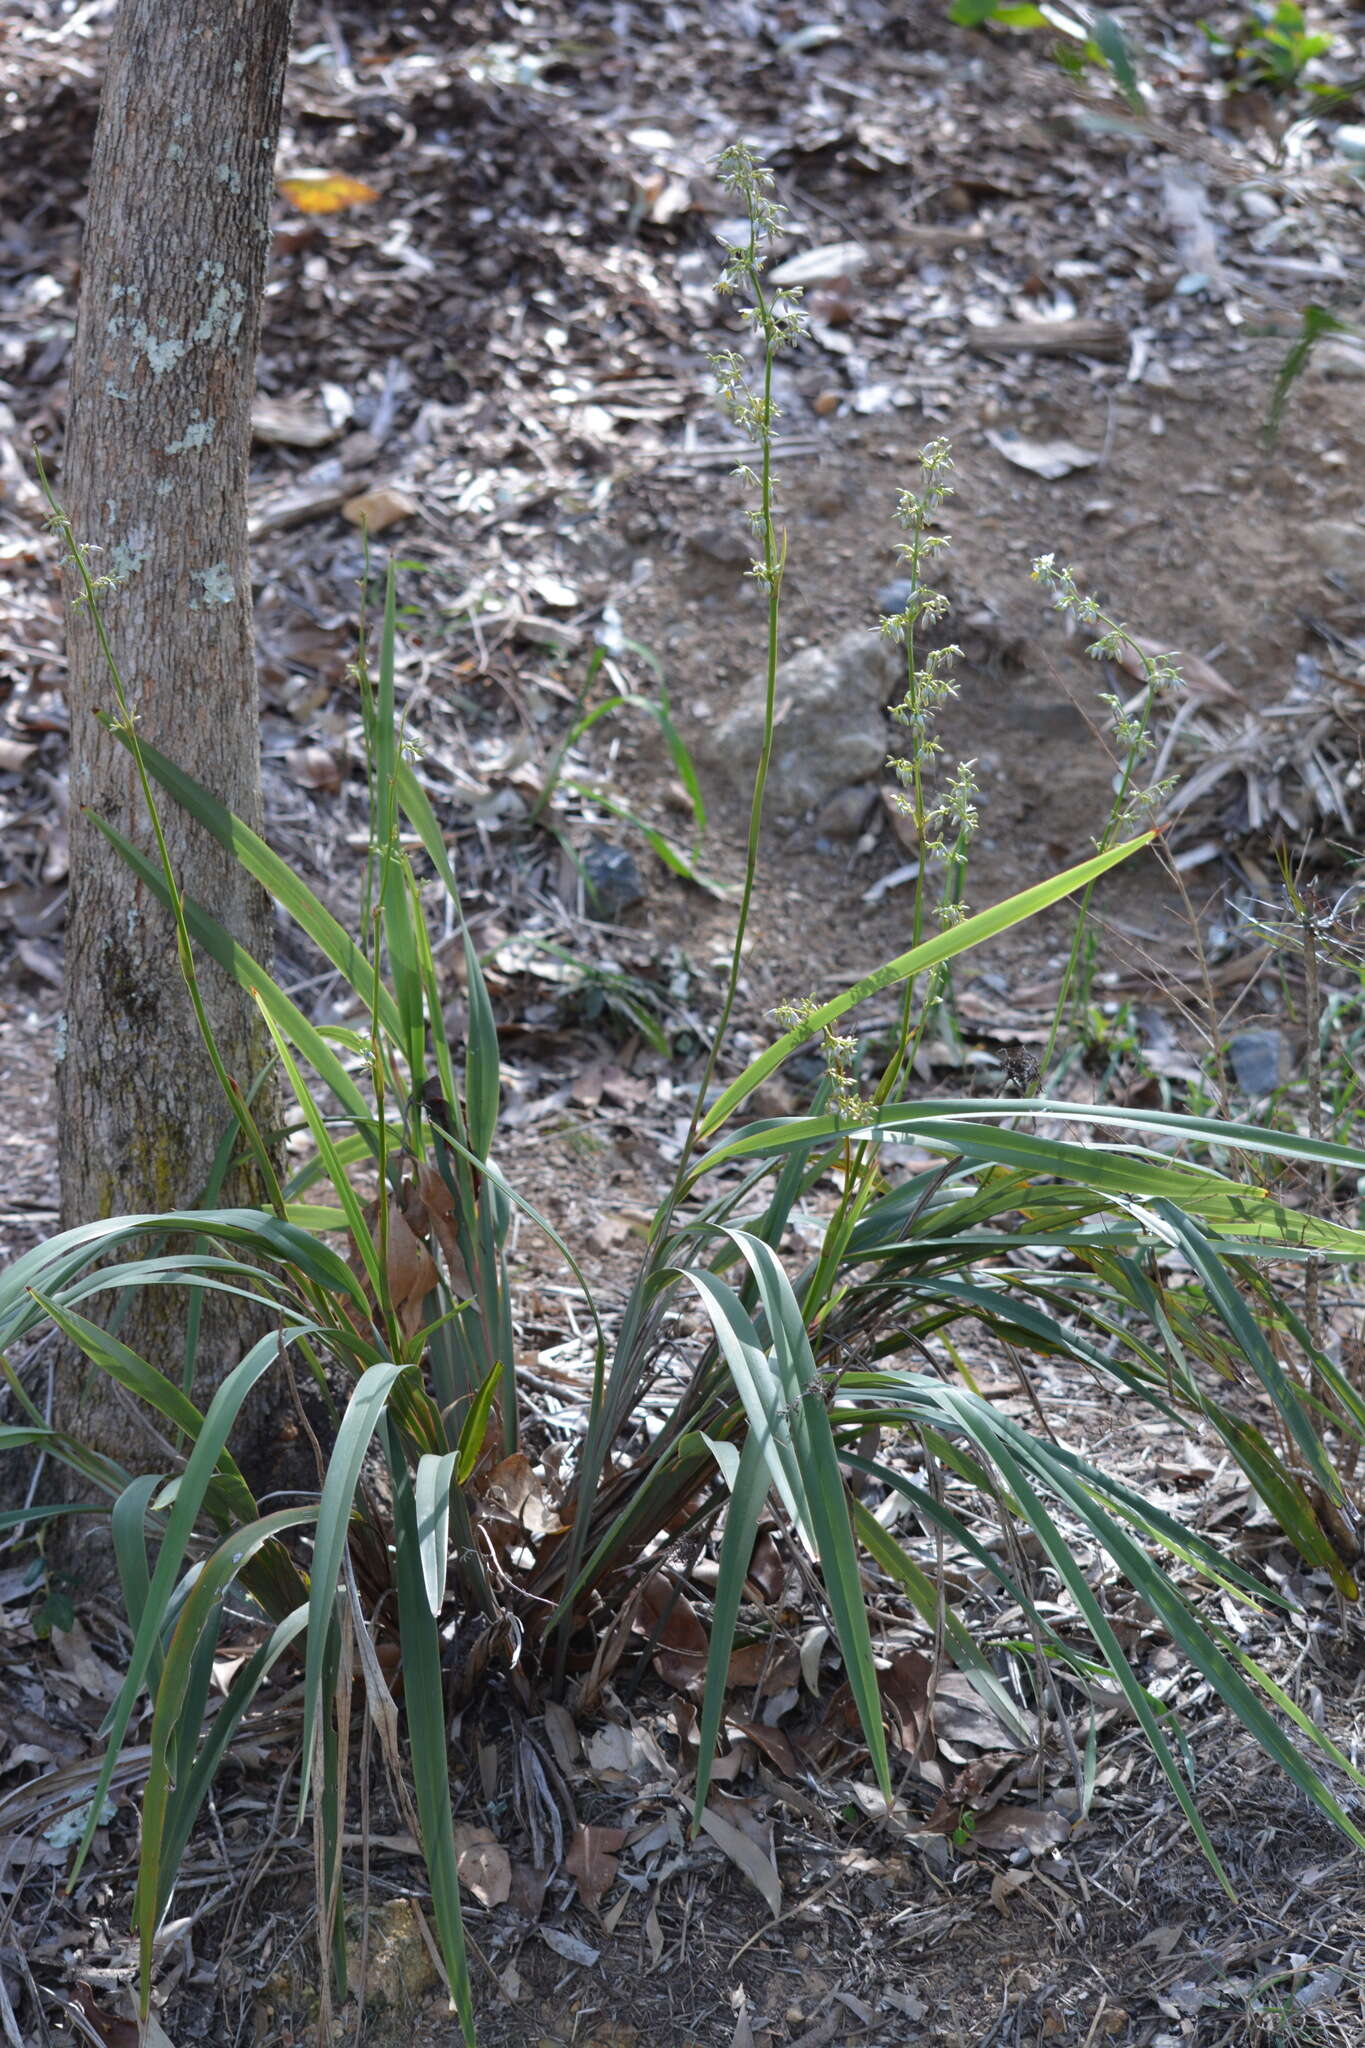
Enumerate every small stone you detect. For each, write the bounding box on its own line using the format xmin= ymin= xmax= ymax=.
xmin=347 ymin=1896 xmax=441 ymax=2008
xmin=691 ymin=629 xmax=903 ymax=822
xmin=1312 ymin=343 xmax=1365 ymax=381
xmin=1238 ymin=186 xmax=1279 ymax=221
xmin=1227 ymin=1028 xmax=1288 ymax=1097
xmin=1308 ymin=520 xmax=1363 ymax=581
xmin=687 ymin=521 xmax=752 ymax=566
xmin=581 ymin=837 xmax=644 ymax=919
xmin=812 ymin=389 xmax=841 ymax=415
xmin=815 ymin=783 xmax=877 ymax=839
xmin=876 ymin=576 xmax=918 ymax=616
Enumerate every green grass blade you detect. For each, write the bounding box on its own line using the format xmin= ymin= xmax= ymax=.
xmin=1005 ymin=1419 xmax=1365 ymax=1849
xmin=99 ymin=719 xmax=402 ymax=1043
xmin=463 ymin=932 xmax=501 ymax=1161
xmin=561 ymin=780 xmax=728 ymax=897
xmin=73 ymin=1329 xmax=304 ymax=1883
xmin=0 ymin=1212 xmax=359 ymax=1352
xmin=300 ymin=1361 xmax=408 ymax=1821
xmin=724 ymin=1230 xmax=891 ymax=1803
xmin=455 ymin=1358 xmax=504 ymax=1483
xmin=957 ymin=1404 xmax=1233 ymax=1889
xmin=387 ymin=1420 xmax=475 ymax=2044
xmin=415 ymin=1451 xmax=460 ymax=1616
xmin=1150 ymin=1200 xmax=1345 ymax=1507
xmin=135 ymin=1509 xmax=314 ymax=2015
xmin=85 ymin=815 xmax=375 ymax=1122
xmin=111 ymin=1475 xmax=167 ymax=1701
xmin=697 ymin=834 xmax=1154 ymax=1140
xmin=849 ymin=1493 xmax=1034 ymax=1748
xmin=254 ymin=998 xmax=383 ymax=1300
xmin=682 ymin=1269 xmax=809 ymax=1536
xmin=693 ymin=1431 xmax=768 ymax=1824
xmin=154 ymin=1604 xmax=309 ymax=1923
xmin=32 ymin=1293 xmax=258 ymax=1528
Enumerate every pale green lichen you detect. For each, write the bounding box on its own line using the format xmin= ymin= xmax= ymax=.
xmin=121 ymin=322 xmax=189 ymax=376
xmin=190 ymin=562 xmax=234 ymax=608
xmin=165 ymin=416 xmax=215 ymax=454
xmin=109 ymin=534 xmax=149 ymax=581
xmin=191 ymin=280 xmax=245 ymax=347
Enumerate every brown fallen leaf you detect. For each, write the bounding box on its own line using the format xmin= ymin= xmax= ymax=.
xmin=698 ymin=1802 xmax=782 ymax=1917
xmin=52 ymin=1619 xmax=122 ymax=1702
xmin=480 ymin=1451 xmax=556 ymax=1544
xmin=636 ymin=1571 xmax=709 ymax=1655
xmin=583 ymin=1718 xmax=670 ymax=1789
xmin=925 ymin=1755 xmax=1023 ymax=1835
xmin=726 ymin=1637 xmax=801 ymax=1694
xmin=970 ymin=1803 xmax=1072 ymax=1854
xmin=412 ymin=1163 xmax=475 ymax=1300
xmin=384 ymin=1196 xmax=439 ymax=1339
xmin=69 ymin=1988 xmax=138 ymax=2048
xmin=452 ymin=1824 xmax=512 ymax=1906
xmin=724 ymin=1715 xmax=802 ymax=1778
xmin=745 ymin=1530 xmax=785 ymax=1604
xmin=566 ymin=1824 xmax=628 ymax=1909
xmin=542 ymin=1699 xmax=581 ymax=1774
xmin=343 ymin=483 xmax=418 ymax=533
xmin=284 ymin=743 xmax=343 ymax=794
xmin=1114 ymin=634 xmax=1239 ymax=701
xmin=985 ymin=427 xmax=1098 ymax=479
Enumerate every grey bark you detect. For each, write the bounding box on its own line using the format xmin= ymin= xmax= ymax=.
xmin=58 ymin=0 xmax=293 ymax=1467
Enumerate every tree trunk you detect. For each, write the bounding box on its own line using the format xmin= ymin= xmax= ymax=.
xmin=58 ymin=0 xmax=293 ymax=1468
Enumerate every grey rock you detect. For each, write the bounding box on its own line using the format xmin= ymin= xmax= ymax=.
xmin=694 ymin=628 xmax=901 ymax=820
xmin=688 ymin=520 xmax=753 ymax=566
xmin=815 ymin=783 xmax=878 ymax=840
xmin=876 ymin=577 xmax=918 ymax=617
xmin=1227 ymin=1027 xmax=1288 ymax=1097
xmin=1311 ymin=340 xmax=1365 ymax=381
xmin=582 ymin=836 xmax=644 ymax=919
xmin=1308 ymin=520 xmax=1363 ymax=582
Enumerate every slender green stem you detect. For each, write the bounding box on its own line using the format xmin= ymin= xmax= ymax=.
xmin=678 ymin=338 xmax=779 ymax=1182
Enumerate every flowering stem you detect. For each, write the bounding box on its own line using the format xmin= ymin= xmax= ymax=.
xmin=682 ymin=332 xmax=781 ymax=1170
xmin=1031 ymin=558 xmax=1182 ymax=1086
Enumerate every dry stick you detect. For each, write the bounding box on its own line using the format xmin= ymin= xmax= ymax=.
xmin=351 ymin=1709 xmax=374 ymax=2048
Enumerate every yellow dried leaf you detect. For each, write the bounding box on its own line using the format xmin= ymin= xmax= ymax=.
xmin=277 ymin=172 xmax=379 ymax=215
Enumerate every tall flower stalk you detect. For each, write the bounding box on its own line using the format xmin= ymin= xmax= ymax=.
xmin=792 ymin=449 xmax=980 ymax=1323
xmin=674 ymin=145 xmax=807 ymax=1184
xmin=877 ymin=441 xmax=977 ymax=1103
xmin=1031 ymin=556 xmax=1183 ymax=1080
